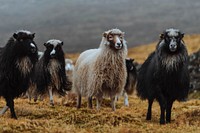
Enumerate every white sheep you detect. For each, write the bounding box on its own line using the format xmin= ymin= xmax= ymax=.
xmin=73 ymin=28 xmax=127 ymax=111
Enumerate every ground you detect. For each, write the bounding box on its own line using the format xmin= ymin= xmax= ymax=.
xmin=0 ymin=95 xmax=199 ymax=133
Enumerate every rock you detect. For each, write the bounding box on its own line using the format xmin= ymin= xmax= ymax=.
xmin=188 ymin=49 xmax=200 ymax=93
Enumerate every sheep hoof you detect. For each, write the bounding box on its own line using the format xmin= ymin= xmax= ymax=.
xmin=124 ymin=104 xmax=129 ymax=107
xmin=146 ymin=116 xmax=151 ymax=120
xmin=124 ymin=100 xmax=129 ymax=107
xmin=34 ymin=99 xmax=37 ymax=102
xmin=160 ymin=120 xmax=165 ymax=125
xmin=166 ymin=120 xmax=171 ymax=124
xmin=11 ymin=114 xmax=17 ymax=119
xmin=50 ymin=101 xmax=54 ymax=106
xmin=88 ymin=106 xmax=93 ymax=109
xmin=111 ymin=105 xmax=116 ymax=111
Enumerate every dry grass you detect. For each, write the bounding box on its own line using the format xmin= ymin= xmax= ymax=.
xmin=1 ymin=34 xmax=200 ymax=133
xmin=0 ymin=96 xmax=200 ymax=133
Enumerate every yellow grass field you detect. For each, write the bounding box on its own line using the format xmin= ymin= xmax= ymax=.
xmin=1 ymin=34 xmax=200 ymax=133
xmin=0 ymin=96 xmax=199 ymax=133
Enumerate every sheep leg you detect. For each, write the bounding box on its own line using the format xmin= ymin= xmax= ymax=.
xmin=124 ymin=92 xmax=129 ymax=106
xmin=48 ymin=87 xmax=54 ymax=106
xmin=146 ymin=99 xmax=154 ymax=120
xmin=88 ymin=96 xmax=93 ymax=109
xmin=111 ymin=96 xmax=116 ymax=111
xmin=166 ymin=100 xmax=173 ymax=123
xmin=0 ymin=106 xmax=9 ymax=115
xmin=6 ymin=97 xmax=17 ymax=119
xmin=33 ymin=88 xmax=38 ymax=102
xmin=26 ymin=89 xmax=32 ymax=102
xmin=77 ymin=94 xmax=82 ymax=109
xmin=157 ymin=95 xmax=166 ymax=124
xmin=96 ymin=94 xmax=103 ymax=110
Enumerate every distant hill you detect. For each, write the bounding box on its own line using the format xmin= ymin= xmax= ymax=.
xmin=66 ymin=34 xmax=200 ymax=63
xmin=0 ymin=0 xmax=200 ymax=52
xmin=128 ymin=34 xmax=200 ymax=63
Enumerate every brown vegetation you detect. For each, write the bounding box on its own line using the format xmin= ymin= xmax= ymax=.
xmin=0 ymin=96 xmax=199 ymax=133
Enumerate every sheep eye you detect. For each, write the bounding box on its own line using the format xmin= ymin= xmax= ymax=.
xmin=175 ymin=36 xmax=180 ymax=40
xmin=56 ymin=46 xmax=61 ymax=50
xmin=165 ymin=36 xmax=170 ymax=41
xmin=48 ymin=45 xmax=53 ymax=49
xmin=119 ymin=36 xmax=123 ymax=40
xmin=108 ymin=36 xmax=113 ymax=40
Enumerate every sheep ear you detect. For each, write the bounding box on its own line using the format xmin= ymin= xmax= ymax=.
xmin=13 ymin=33 xmax=18 ymax=39
xmin=130 ymin=58 xmax=135 ymax=62
xmin=32 ymin=33 xmax=35 ymax=39
xmin=180 ymin=33 xmax=184 ymax=39
xmin=103 ymin=32 xmax=107 ymax=38
xmin=61 ymin=41 xmax=64 ymax=46
xmin=160 ymin=33 xmax=164 ymax=39
xmin=44 ymin=43 xmax=47 ymax=46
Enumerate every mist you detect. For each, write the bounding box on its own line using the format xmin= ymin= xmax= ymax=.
xmin=0 ymin=0 xmax=200 ymax=53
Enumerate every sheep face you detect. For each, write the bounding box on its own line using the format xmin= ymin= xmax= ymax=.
xmin=65 ymin=59 xmax=74 ymax=71
xmin=13 ymin=30 xmax=37 ymax=54
xmin=159 ymin=28 xmax=184 ymax=53
xmin=103 ymin=29 xmax=125 ymax=50
xmin=126 ymin=58 xmax=135 ymax=71
xmin=44 ymin=39 xmax=64 ymax=59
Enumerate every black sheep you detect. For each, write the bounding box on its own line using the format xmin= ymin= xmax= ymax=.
xmin=123 ymin=58 xmax=137 ymax=106
xmin=136 ymin=28 xmax=190 ymax=124
xmin=0 ymin=30 xmax=38 ymax=119
xmin=33 ymin=39 xmax=71 ymax=106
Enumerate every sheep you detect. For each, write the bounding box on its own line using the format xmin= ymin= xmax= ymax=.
xmin=123 ymin=58 xmax=137 ymax=106
xmin=33 ymin=39 xmax=71 ymax=106
xmin=136 ymin=28 xmax=190 ymax=124
xmin=73 ymin=28 xmax=127 ymax=111
xmin=23 ymin=51 xmax=44 ymax=100
xmin=65 ymin=59 xmax=74 ymax=82
xmin=65 ymin=59 xmax=74 ymax=72
xmin=0 ymin=30 xmax=38 ymax=119
xmin=88 ymin=58 xmax=137 ymax=107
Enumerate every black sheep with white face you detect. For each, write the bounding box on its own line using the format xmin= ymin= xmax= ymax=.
xmin=137 ymin=28 xmax=189 ymax=124
xmin=34 ymin=39 xmax=71 ymax=106
xmin=0 ymin=30 xmax=38 ymax=119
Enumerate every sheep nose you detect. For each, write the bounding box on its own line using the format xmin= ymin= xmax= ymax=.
xmin=115 ymin=43 xmax=123 ymax=49
xmin=50 ymin=49 xmax=56 ymax=55
xmin=117 ymin=43 xmax=121 ymax=46
xmin=31 ymin=47 xmax=36 ymax=53
xmin=117 ymin=43 xmax=123 ymax=48
xmin=169 ymin=43 xmax=177 ymax=52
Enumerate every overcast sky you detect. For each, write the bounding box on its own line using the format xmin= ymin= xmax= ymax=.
xmin=0 ymin=0 xmax=200 ymax=52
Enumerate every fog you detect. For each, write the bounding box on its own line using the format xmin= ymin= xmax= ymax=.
xmin=0 ymin=0 xmax=200 ymax=52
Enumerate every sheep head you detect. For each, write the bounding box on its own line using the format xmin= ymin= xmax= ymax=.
xmin=44 ymin=39 xmax=64 ymax=58
xmin=103 ymin=28 xmax=125 ymax=50
xmin=13 ymin=30 xmax=37 ymax=54
xmin=126 ymin=58 xmax=135 ymax=71
xmin=159 ymin=28 xmax=184 ymax=53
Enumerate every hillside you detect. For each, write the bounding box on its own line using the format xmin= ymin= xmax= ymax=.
xmin=66 ymin=34 xmax=200 ymax=63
